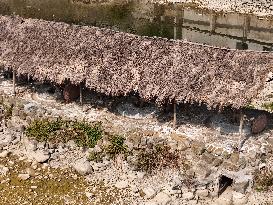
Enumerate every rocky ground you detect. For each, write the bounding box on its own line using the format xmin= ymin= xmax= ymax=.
xmin=153 ymin=0 xmax=273 ymax=17
xmin=0 ymin=75 xmax=272 ymax=205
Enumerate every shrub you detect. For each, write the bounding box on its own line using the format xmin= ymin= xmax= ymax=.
xmin=135 ymin=144 xmax=180 ymax=173
xmin=72 ymin=121 xmax=103 ymax=148
xmin=254 ymin=169 xmax=273 ymax=192
xmin=105 ymin=135 xmax=128 ymax=159
xmin=88 ymin=150 xmax=104 ymax=163
xmin=0 ymin=102 xmax=13 ymax=120
xmin=25 ymin=118 xmax=103 ymax=148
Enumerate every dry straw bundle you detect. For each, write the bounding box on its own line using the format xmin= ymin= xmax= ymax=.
xmin=0 ymin=15 xmax=272 ymax=108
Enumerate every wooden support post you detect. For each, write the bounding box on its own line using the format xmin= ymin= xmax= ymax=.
xmin=173 ymin=103 xmax=177 ymax=129
xmin=80 ymin=83 xmax=83 ymax=106
xmin=174 ymin=16 xmax=177 ymax=40
xmin=181 ymin=9 xmax=184 ymax=39
xmin=12 ymin=69 xmax=16 ymax=95
xmin=160 ymin=15 xmax=165 ymax=36
xmin=210 ymin=13 xmax=217 ymax=33
xmin=239 ymin=110 xmax=245 ymax=150
xmin=243 ymin=15 xmax=250 ymax=41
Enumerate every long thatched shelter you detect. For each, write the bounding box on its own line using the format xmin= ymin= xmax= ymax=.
xmin=0 ymin=15 xmax=272 ymax=109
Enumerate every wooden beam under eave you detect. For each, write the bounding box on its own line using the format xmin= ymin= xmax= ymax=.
xmin=12 ymin=69 xmax=16 ymax=96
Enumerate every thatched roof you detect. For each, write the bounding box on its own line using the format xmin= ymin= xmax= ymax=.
xmin=0 ymin=15 xmax=272 ymax=108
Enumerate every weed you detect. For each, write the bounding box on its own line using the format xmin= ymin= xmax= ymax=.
xmin=72 ymin=121 xmax=103 ymax=148
xmin=25 ymin=118 xmax=103 ymax=148
xmin=88 ymin=150 xmax=104 ymax=163
xmin=254 ymin=169 xmax=273 ymax=192
xmin=135 ymin=144 xmax=180 ymax=173
xmin=0 ymin=102 xmax=13 ymax=120
xmin=105 ymin=135 xmax=128 ymax=159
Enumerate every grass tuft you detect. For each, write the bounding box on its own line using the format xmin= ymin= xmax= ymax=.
xmin=25 ymin=118 xmax=103 ymax=148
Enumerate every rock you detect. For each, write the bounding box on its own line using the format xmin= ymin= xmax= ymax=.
xmin=67 ymin=140 xmax=77 ymax=149
xmin=196 ymin=189 xmax=209 ymax=198
xmin=229 ymin=152 xmax=240 ymax=164
xmin=130 ymin=185 xmax=139 ymax=193
xmin=213 ymin=187 xmax=233 ymax=205
xmin=222 ymin=161 xmax=239 ymax=171
xmin=18 ymin=173 xmax=30 ymax=180
xmin=232 ymin=191 xmax=248 ymax=205
xmin=193 ymin=163 xmax=211 ymax=179
xmin=214 ymin=148 xmax=224 ymax=156
xmin=85 ymin=192 xmax=94 ymax=199
xmin=115 ymin=180 xmax=129 ymax=189
xmin=143 ymin=202 xmax=158 ymax=205
xmin=212 ymin=158 xmax=223 ymax=167
xmin=24 ymin=138 xmax=38 ymax=152
xmin=201 ymin=153 xmax=215 ymax=164
xmin=251 ymin=114 xmax=268 ymax=134
xmin=24 ymin=103 xmax=39 ymax=114
xmin=0 ymin=150 xmax=10 ymax=158
xmin=25 ymin=168 xmax=36 ymax=177
xmin=136 ymin=172 xmax=145 ymax=179
xmin=182 ymin=192 xmax=195 ymax=200
xmin=152 ymin=192 xmax=172 ymax=205
xmin=191 ymin=141 xmax=206 ymax=155
xmin=0 ymin=134 xmax=16 ymax=146
xmin=0 ymin=165 xmax=9 ymax=175
xmin=32 ymin=150 xmax=50 ymax=163
xmin=73 ymin=159 xmax=93 ymax=176
xmin=143 ymin=187 xmax=157 ymax=199
xmin=63 ymin=84 xmax=80 ymax=103
xmin=233 ymin=177 xmax=250 ymax=194
xmin=37 ymin=142 xmax=46 ymax=149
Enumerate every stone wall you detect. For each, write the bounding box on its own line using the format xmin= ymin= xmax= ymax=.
xmin=0 ymin=89 xmax=272 ymax=204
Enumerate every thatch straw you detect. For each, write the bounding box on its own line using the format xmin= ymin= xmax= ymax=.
xmin=0 ymin=15 xmax=272 ymax=108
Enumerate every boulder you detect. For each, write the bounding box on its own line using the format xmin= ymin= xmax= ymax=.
xmin=251 ymin=114 xmax=268 ymax=134
xmin=32 ymin=150 xmax=50 ymax=163
xmin=182 ymin=192 xmax=195 ymax=200
xmin=115 ymin=180 xmax=129 ymax=189
xmin=143 ymin=187 xmax=157 ymax=199
xmin=73 ymin=159 xmax=93 ymax=176
xmin=18 ymin=173 xmax=30 ymax=181
xmin=196 ymin=189 xmax=209 ymax=198
xmin=0 ymin=165 xmax=9 ymax=175
xmin=0 ymin=150 xmax=10 ymax=158
xmin=63 ymin=84 xmax=80 ymax=103
xmin=232 ymin=191 xmax=248 ymax=205
xmin=152 ymin=192 xmax=172 ymax=205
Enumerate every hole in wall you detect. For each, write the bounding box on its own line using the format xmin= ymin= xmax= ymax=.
xmin=218 ymin=175 xmax=233 ymax=196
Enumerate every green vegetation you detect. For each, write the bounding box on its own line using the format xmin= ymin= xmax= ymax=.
xmin=254 ymin=169 xmax=273 ymax=192
xmin=88 ymin=150 xmax=104 ymax=162
xmin=135 ymin=144 xmax=180 ymax=173
xmin=261 ymin=102 xmax=273 ymax=111
xmin=3 ymin=103 xmax=13 ymax=119
xmin=105 ymin=135 xmax=129 ymax=159
xmin=25 ymin=118 xmax=103 ymax=148
xmin=88 ymin=135 xmax=129 ymax=161
xmin=0 ymin=99 xmax=13 ymax=120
